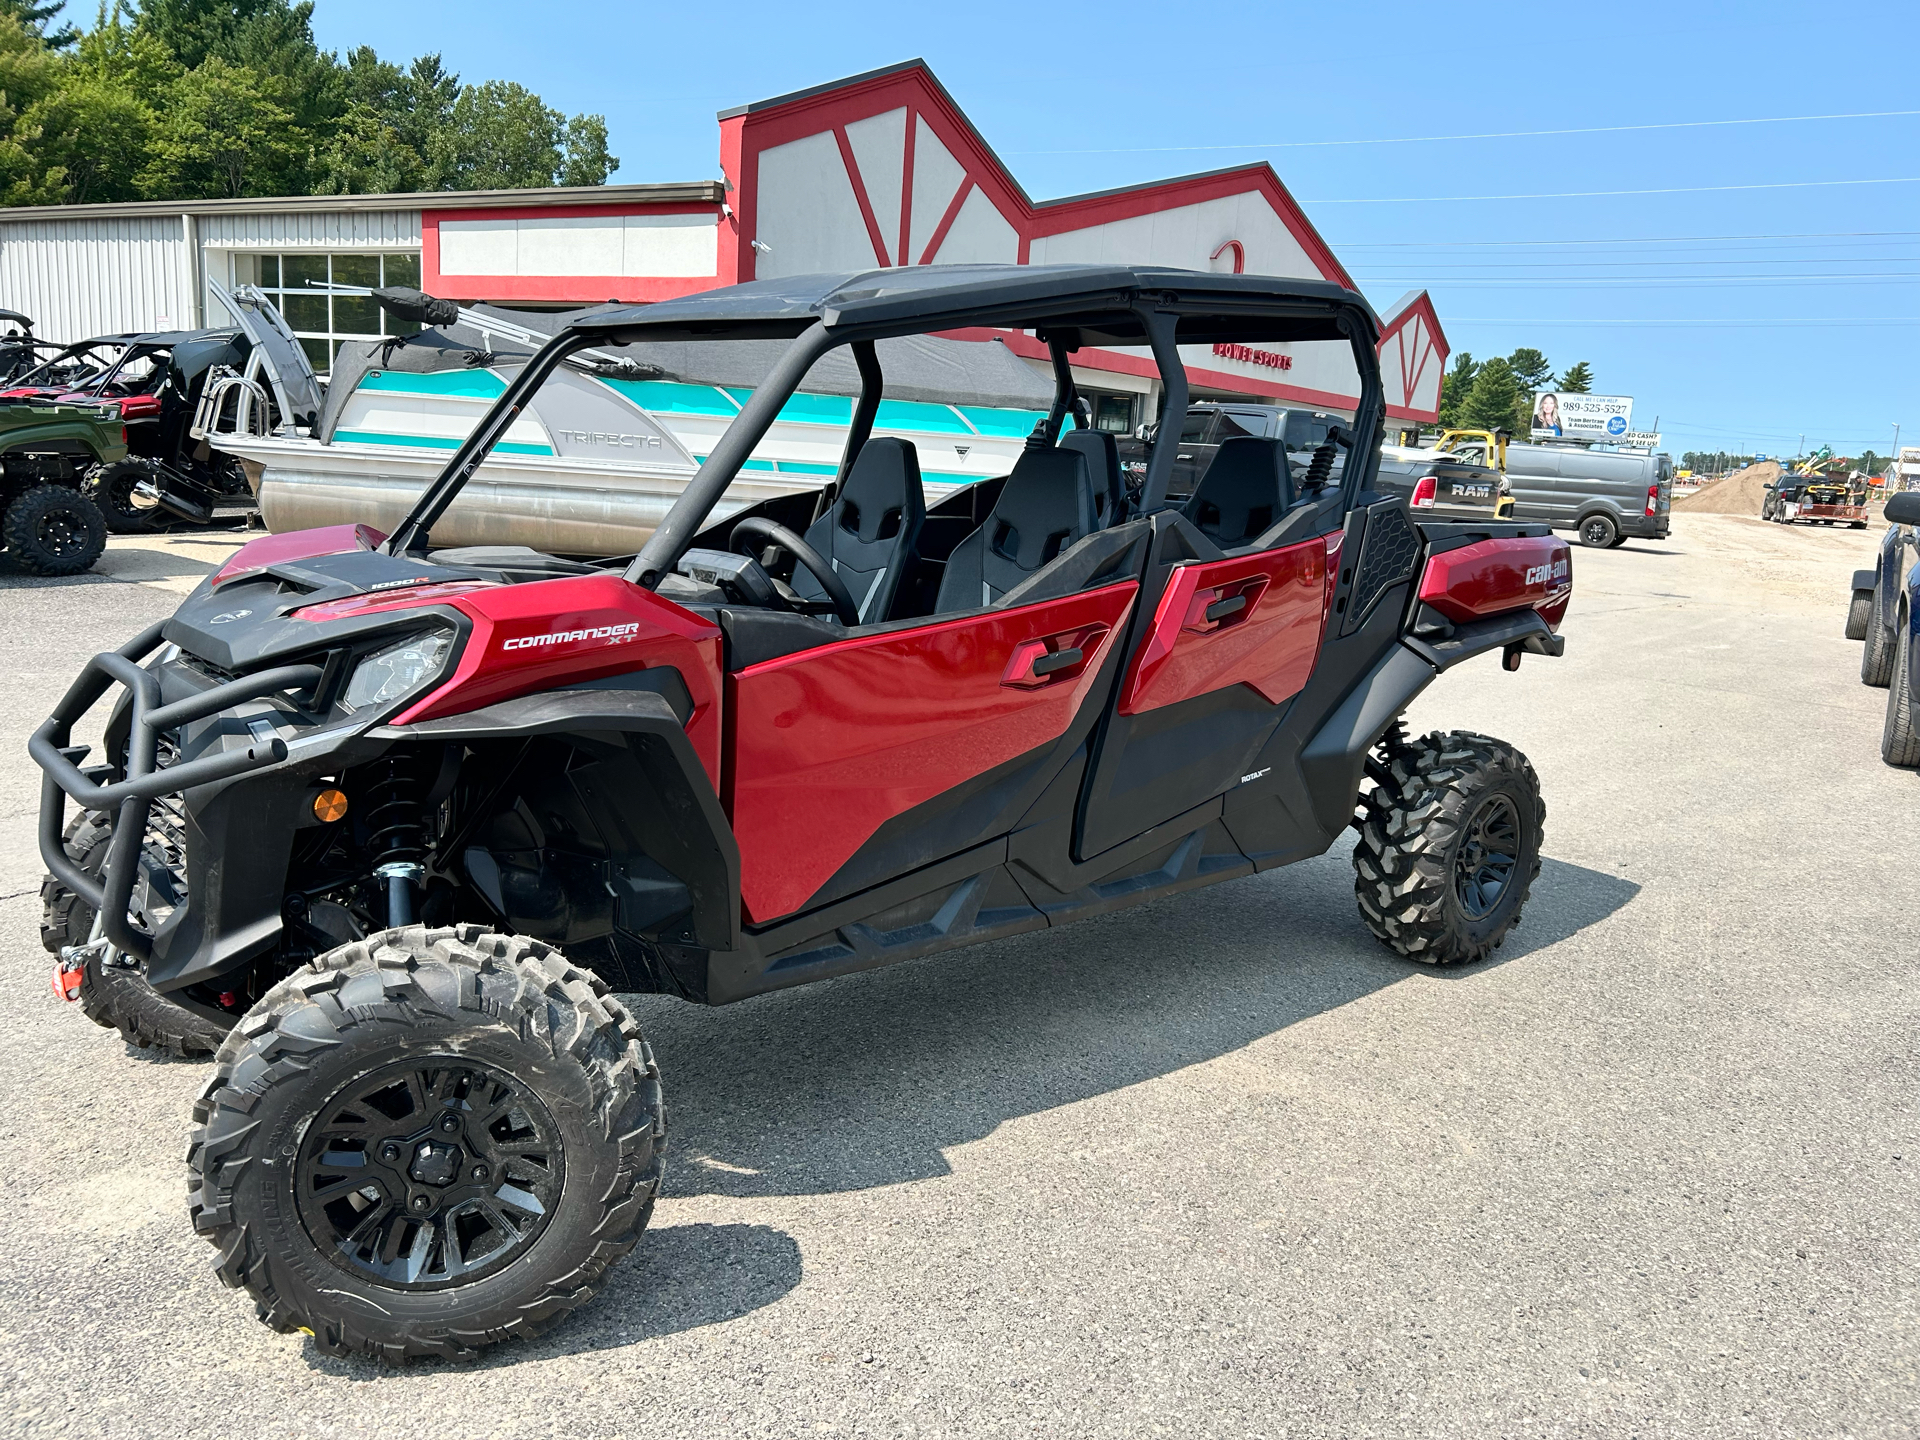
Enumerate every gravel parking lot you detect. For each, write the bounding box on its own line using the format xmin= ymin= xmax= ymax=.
xmin=1 ymin=514 xmax=1912 ymax=1439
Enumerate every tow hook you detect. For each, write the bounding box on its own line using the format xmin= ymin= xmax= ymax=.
xmin=51 ymin=939 xmax=108 ymax=1002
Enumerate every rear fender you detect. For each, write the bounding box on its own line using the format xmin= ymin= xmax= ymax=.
xmin=1417 ymin=531 xmax=1572 ymax=630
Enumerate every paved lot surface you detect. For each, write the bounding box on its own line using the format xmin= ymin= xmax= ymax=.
xmin=0 ymin=516 xmax=1912 ymax=1438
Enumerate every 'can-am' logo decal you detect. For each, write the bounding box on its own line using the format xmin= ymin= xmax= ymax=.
xmin=501 ymin=622 xmax=641 ymax=652
xmin=1524 ymin=559 xmax=1572 ymax=586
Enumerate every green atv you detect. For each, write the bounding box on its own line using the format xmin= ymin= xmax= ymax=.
xmin=0 ymin=399 xmax=127 ymax=576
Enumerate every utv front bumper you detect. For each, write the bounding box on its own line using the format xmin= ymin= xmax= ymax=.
xmin=30 ymin=620 xmax=323 ymax=985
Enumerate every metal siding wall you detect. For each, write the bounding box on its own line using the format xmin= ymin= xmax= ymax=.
xmin=0 ymin=209 xmax=424 ymax=341
xmin=198 ymin=210 xmax=422 ymax=325
xmin=0 ymin=217 xmax=189 ymax=341
xmin=194 ymin=210 xmax=422 ymax=249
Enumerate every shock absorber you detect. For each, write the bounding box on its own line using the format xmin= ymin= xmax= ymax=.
xmin=364 ymin=753 xmax=430 ymax=927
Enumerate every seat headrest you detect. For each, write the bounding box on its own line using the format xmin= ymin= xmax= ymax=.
xmin=987 ymin=447 xmax=1097 ymax=569
xmin=834 ymin=436 xmax=925 ymax=543
xmin=1060 ymin=428 xmax=1123 ymax=521
xmin=1185 ymin=436 xmax=1293 ymax=547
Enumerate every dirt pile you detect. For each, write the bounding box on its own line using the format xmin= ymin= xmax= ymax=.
xmin=1674 ymin=461 xmax=1780 ymax=515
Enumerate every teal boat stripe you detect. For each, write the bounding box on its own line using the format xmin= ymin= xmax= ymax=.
xmin=334 ymin=429 xmax=554 ymax=457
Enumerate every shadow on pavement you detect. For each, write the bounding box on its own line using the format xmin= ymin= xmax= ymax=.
xmin=306 ymin=1222 xmax=804 ymax=1375
xmin=280 ymin=856 xmax=1634 ymax=1374
xmin=638 ymin=853 xmax=1640 ymax=1204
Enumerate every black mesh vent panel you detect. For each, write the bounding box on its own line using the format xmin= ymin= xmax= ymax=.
xmin=1342 ymin=504 xmax=1419 ymax=634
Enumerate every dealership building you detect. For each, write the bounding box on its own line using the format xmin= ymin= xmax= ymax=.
xmin=0 ymin=60 xmax=1447 ymax=431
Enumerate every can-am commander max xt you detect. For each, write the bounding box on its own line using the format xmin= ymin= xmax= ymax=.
xmin=33 ymin=265 xmax=1572 ymax=1360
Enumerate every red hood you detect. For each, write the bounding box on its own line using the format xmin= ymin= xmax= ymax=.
xmin=211 ymin=524 xmax=389 ymax=588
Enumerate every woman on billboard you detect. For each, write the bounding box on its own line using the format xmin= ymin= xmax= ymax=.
xmin=1533 ymin=392 xmax=1562 ymax=436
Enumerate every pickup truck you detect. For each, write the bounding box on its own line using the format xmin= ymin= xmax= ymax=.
xmin=1114 ymin=403 xmax=1511 ymax=522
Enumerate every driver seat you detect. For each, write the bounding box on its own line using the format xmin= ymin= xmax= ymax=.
xmin=789 ymin=437 xmax=926 ymax=624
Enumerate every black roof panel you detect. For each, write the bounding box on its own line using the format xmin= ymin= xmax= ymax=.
xmin=563 ymin=264 xmax=1375 ymax=347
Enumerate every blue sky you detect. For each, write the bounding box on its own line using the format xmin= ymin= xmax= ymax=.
xmin=309 ymin=0 xmax=1919 ymax=462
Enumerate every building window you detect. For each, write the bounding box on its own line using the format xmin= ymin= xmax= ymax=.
xmin=229 ymin=252 xmax=423 ymax=375
xmin=1090 ymin=393 xmax=1134 ymax=434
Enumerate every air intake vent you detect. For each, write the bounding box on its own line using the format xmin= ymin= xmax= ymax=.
xmin=1342 ymin=504 xmax=1419 ymax=635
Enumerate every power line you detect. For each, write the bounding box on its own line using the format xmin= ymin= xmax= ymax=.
xmin=1349 ymin=254 xmax=1920 ymax=271
xmin=1358 ymin=275 xmax=1920 ymax=287
xmin=1007 ymin=107 xmax=1920 ymax=156
xmin=1337 ymin=229 xmax=1920 ymax=248
xmin=1442 ymin=316 xmax=1920 ymax=326
xmin=1306 ymin=177 xmax=1920 ymax=205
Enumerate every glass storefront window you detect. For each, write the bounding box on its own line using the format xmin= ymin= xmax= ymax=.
xmin=230 ymin=251 xmax=425 ymax=376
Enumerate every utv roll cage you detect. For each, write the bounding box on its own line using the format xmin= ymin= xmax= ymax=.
xmin=378 ymin=265 xmax=1387 ymax=573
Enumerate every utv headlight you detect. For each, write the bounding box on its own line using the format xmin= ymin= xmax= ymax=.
xmin=341 ymin=630 xmax=453 ymax=714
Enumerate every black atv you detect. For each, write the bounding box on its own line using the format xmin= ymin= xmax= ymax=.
xmin=35 ymin=264 xmax=1573 ymax=1361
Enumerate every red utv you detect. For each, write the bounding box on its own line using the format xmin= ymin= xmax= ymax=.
xmin=33 ymin=265 xmax=1571 ymax=1361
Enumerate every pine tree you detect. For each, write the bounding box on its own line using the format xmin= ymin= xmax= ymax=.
xmin=1436 ymin=351 xmax=1477 ymax=429
xmin=1557 ymin=360 xmax=1594 ymax=393
xmin=0 ymin=0 xmax=78 ymax=49
xmin=1506 ymin=347 xmax=1552 ymax=394
xmin=1461 ymin=356 xmax=1521 ymax=434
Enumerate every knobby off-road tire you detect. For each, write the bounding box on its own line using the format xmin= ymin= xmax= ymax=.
xmin=188 ymin=925 xmax=666 ymax=1362
xmin=1352 ymin=730 xmax=1545 ymax=966
xmin=1846 ymin=589 xmax=1874 ymax=641
xmin=85 ymin=459 xmax=158 ymax=534
xmin=39 ymin=811 xmax=228 ymax=1057
xmin=1883 ymin=614 xmax=1920 ymax=768
xmin=1862 ymin=601 xmax=1896 ymax=687
xmin=3 ymin=483 xmax=106 ymax=575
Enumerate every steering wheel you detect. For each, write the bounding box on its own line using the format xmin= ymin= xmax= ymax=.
xmin=729 ymin=517 xmax=861 ymax=627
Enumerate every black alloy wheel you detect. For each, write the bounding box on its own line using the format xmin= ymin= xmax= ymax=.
xmin=1578 ymin=514 xmax=1618 ymax=548
xmin=190 ymin=926 xmax=666 ymax=1360
xmin=87 ymin=460 xmax=158 ymax=533
xmin=1453 ymin=793 xmax=1520 ymax=920
xmin=1352 ymin=729 xmax=1545 ymax=966
xmin=3 ymin=484 xmax=107 ymax=575
xmin=296 ymin=1059 xmax=565 ymax=1291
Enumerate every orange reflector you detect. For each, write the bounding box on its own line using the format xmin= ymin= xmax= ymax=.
xmin=313 ymin=788 xmax=349 ymax=823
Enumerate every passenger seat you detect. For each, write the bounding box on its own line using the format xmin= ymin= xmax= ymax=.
xmin=935 ymin=446 xmax=1098 ymax=611
xmin=1060 ymin=427 xmax=1125 ymax=526
xmin=789 ymin=437 xmax=926 ymax=623
xmin=1183 ymin=436 xmax=1294 ymax=549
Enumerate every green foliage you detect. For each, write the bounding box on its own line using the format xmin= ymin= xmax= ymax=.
xmin=1435 ymin=351 xmax=1476 ymax=429
xmin=1 ymin=0 xmax=78 ymax=48
xmin=141 ymin=54 xmax=297 ymax=196
xmin=1506 ymin=347 xmax=1552 ymax=394
xmin=1460 ymin=356 xmax=1521 ymax=434
xmin=1557 ymin=360 xmax=1594 ymax=393
xmin=0 ymin=0 xmax=619 ymax=205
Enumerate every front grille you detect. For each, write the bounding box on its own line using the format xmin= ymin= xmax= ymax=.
xmin=1342 ymin=504 xmax=1420 ymax=635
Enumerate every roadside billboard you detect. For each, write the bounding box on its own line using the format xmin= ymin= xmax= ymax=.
xmin=1531 ymin=392 xmax=1633 ymax=440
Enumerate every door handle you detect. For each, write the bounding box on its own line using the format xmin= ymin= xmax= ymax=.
xmin=1176 ymin=453 xmax=1193 ymax=461
xmin=1001 ymin=626 xmax=1107 ymax=689
xmin=1181 ymin=577 xmax=1267 ymax=634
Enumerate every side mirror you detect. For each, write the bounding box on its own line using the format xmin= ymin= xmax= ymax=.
xmin=1885 ymin=491 xmax=1920 ymax=525
xmin=1136 ymin=422 xmax=1158 ymax=443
